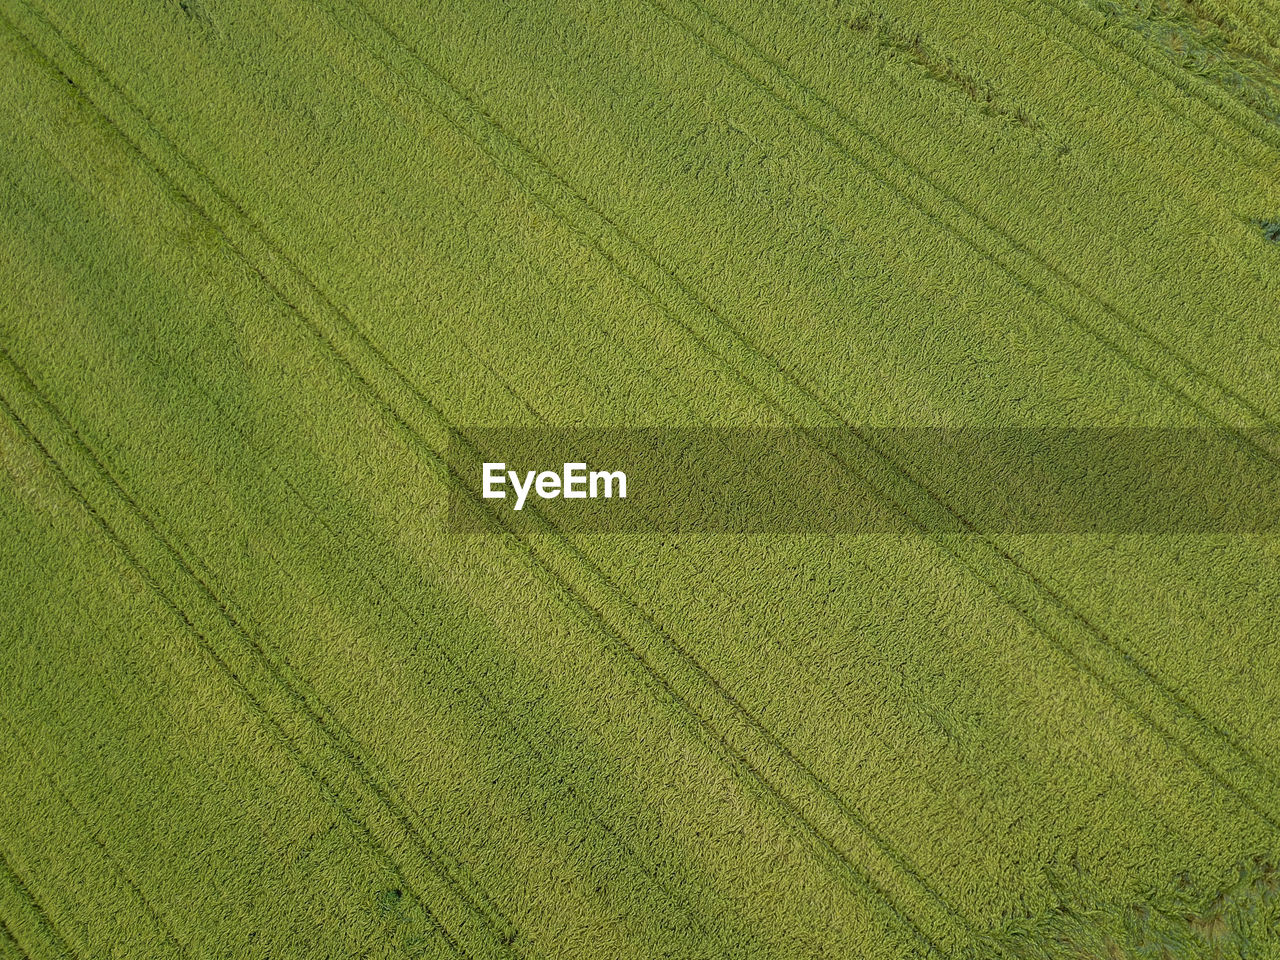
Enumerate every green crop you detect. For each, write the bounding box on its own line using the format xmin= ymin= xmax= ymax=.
xmin=1 ymin=0 xmax=1278 ymax=956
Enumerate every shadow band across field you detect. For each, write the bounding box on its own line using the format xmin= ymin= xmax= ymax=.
xmin=448 ymin=428 xmax=1280 ymax=534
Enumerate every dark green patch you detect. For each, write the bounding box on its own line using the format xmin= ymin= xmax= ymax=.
xmin=1094 ymin=0 xmax=1280 ymax=125
xmin=981 ymin=855 xmax=1280 ymax=959
xmin=1256 ymin=218 xmax=1280 ymax=243
xmin=848 ymin=8 xmax=1043 ymax=133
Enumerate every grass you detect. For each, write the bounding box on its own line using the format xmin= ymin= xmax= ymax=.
xmin=1 ymin=0 xmax=1279 ymax=956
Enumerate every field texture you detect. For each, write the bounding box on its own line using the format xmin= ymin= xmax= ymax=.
xmin=2 ymin=0 xmax=1280 ymax=957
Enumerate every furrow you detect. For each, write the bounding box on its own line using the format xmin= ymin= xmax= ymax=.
xmin=331 ymin=0 xmax=1280 ymax=830
xmin=0 ymin=2 xmax=966 ymax=953
xmin=0 ymin=361 xmax=475 ymax=960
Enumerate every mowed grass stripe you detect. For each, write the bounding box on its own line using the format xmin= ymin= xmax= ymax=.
xmin=321 ymin=0 xmax=1280 ymax=831
xmin=0 ymin=5 xmax=976 ymax=955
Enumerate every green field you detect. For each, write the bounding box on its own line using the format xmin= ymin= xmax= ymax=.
xmin=2 ymin=0 xmax=1280 ymax=956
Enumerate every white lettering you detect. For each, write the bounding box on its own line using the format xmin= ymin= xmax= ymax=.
xmin=482 ymin=463 xmax=506 ymax=499
xmin=535 ymin=470 xmax=561 ymax=499
xmin=484 ymin=462 xmax=627 ymax=509
xmin=590 ymin=469 xmax=627 ymax=499
xmin=562 ymin=462 xmax=587 ymax=498
xmin=510 ymin=470 xmax=536 ymax=511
